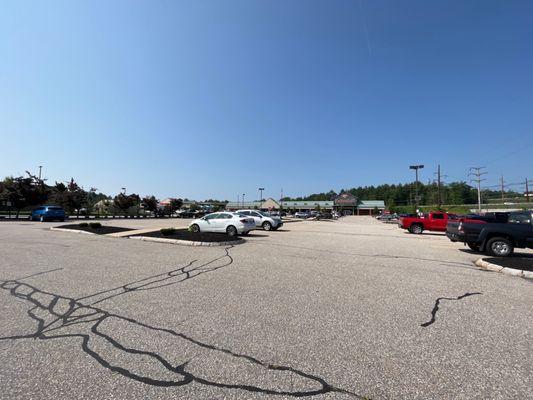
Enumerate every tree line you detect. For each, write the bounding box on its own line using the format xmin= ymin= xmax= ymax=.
xmin=0 ymin=173 xmax=184 ymax=218
xmin=282 ymin=181 xmax=522 ymax=211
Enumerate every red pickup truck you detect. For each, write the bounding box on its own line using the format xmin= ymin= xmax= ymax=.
xmin=398 ymin=212 xmax=458 ymax=234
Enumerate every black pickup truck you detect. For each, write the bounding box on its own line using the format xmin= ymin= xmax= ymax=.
xmin=446 ymin=211 xmax=533 ymax=257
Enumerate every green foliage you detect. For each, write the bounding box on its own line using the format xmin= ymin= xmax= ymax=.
xmin=142 ymin=195 xmax=159 ymax=213
xmin=0 ymin=173 xmax=49 ymax=217
xmin=88 ymin=222 xmax=101 ymax=229
xmin=160 ymin=228 xmax=176 ymax=236
xmin=113 ymin=193 xmax=141 ymax=215
xmin=51 ymin=178 xmax=87 ymax=214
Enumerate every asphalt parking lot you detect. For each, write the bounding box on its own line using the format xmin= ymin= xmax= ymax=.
xmin=1 ymin=217 xmax=532 ymax=399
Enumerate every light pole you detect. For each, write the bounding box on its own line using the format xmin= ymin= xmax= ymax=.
xmin=258 ymin=187 xmax=264 ymax=210
xmin=121 ymin=187 xmax=127 ymax=195
xmin=38 ymin=165 xmax=43 ymax=181
xmin=409 ymin=165 xmax=424 ymax=210
xmin=242 ymin=193 xmax=245 ymax=208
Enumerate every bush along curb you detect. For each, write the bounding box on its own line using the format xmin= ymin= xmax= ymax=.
xmin=129 ymin=236 xmax=244 ymax=247
xmin=50 ymin=227 xmax=96 ymax=235
xmin=475 ymin=259 xmax=533 ymax=280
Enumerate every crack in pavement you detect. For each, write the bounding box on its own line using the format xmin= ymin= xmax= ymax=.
xmin=0 ymin=248 xmax=364 ymax=398
xmin=420 ymin=292 xmax=483 ymax=328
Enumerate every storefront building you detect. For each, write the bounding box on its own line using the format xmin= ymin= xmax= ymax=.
xmin=226 ymin=196 xmax=385 ymax=215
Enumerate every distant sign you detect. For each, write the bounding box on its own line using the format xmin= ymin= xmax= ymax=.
xmin=334 ymin=193 xmax=357 ymax=206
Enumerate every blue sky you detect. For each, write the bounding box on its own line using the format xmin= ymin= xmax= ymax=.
xmin=1 ymin=0 xmax=532 ymax=201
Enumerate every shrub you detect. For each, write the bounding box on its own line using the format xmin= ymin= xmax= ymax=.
xmin=160 ymin=228 xmax=176 ymax=236
xmin=79 ymin=222 xmax=89 ymax=227
xmin=89 ymin=222 xmax=102 ymax=229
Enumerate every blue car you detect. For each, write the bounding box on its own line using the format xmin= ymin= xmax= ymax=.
xmin=30 ymin=205 xmax=66 ymax=222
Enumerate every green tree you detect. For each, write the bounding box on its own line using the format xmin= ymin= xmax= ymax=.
xmin=50 ymin=178 xmax=87 ymax=217
xmin=165 ymin=198 xmax=183 ymax=217
xmin=142 ymin=195 xmax=159 ymax=217
xmin=114 ymin=193 xmax=140 ymax=217
xmin=0 ymin=173 xmax=49 ymax=218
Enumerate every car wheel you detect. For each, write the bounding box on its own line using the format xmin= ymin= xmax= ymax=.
xmin=226 ymin=225 xmax=237 ymax=237
xmin=409 ymin=224 xmax=423 ymax=234
xmin=262 ymin=221 xmax=272 ymax=231
xmin=467 ymin=242 xmax=480 ymax=252
xmin=190 ymin=224 xmax=200 ymax=233
xmin=486 ymin=237 xmax=513 ymax=257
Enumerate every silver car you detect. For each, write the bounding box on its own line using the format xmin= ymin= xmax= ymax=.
xmin=235 ymin=210 xmax=283 ymax=231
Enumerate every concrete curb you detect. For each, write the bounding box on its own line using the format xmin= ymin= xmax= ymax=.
xmin=474 ymin=258 xmax=533 ymax=280
xmin=129 ymin=236 xmax=244 ymax=247
xmin=50 ymin=227 xmax=96 ymax=235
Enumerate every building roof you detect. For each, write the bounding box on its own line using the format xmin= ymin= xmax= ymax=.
xmin=281 ymin=201 xmax=334 ymax=207
xmin=358 ymin=200 xmax=386 ymax=209
xmin=226 ymin=201 xmax=262 ymax=209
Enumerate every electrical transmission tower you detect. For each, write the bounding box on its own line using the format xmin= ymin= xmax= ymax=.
xmin=469 ymin=167 xmax=487 ymax=212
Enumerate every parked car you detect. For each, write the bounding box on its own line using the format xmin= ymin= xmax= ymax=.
xmin=30 ymin=205 xmax=66 ymax=222
xmin=446 ymin=211 xmax=532 ymax=256
xmin=188 ymin=212 xmax=255 ymax=237
xmin=398 ymin=211 xmax=458 ymax=234
xmin=294 ymin=211 xmax=309 ymax=219
xmin=176 ymin=209 xmax=197 ymax=218
xmin=316 ymin=212 xmax=333 ymax=219
xmin=235 ymin=210 xmax=283 ymax=231
xmin=378 ymin=213 xmax=398 ymax=222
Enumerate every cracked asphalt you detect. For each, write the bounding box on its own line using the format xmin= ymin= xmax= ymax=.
xmin=0 ymin=217 xmax=531 ymax=399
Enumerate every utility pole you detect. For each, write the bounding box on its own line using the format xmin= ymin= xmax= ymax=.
xmin=258 ymin=187 xmax=264 ymax=210
xmin=469 ymin=167 xmax=487 ymax=213
xmin=437 ymin=164 xmax=442 ymax=207
xmin=38 ymin=165 xmax=43 ymax=181
xmin=242 ymin=193 xmax=245 ymax=208
xmin=500 ymin=175 xmax=505 ymax=203
xmin=409 ymin=164 xmax=424 ymax=210
xmin=526 ymin=178 xmax=530 ymax=203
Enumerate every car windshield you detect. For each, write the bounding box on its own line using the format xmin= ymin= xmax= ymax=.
xmin=258 ymin=211 xmax=271 ymax=217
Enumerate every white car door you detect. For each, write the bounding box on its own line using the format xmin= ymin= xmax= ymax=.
xmin=199 ymin=213 xmax=219 ymax=232
xmin=214 ymin=213 xmax=233 ymax=232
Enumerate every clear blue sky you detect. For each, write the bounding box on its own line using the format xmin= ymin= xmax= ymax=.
xmin=1 ymin=0 xmax=532 ymax=201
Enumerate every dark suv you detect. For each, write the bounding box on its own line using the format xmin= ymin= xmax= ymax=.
xmin=447 ymin=211 xmax=533 ymax=256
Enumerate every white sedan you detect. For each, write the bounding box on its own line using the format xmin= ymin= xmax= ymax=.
xmin=188 ymin=212 xmax=255 ymax=237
